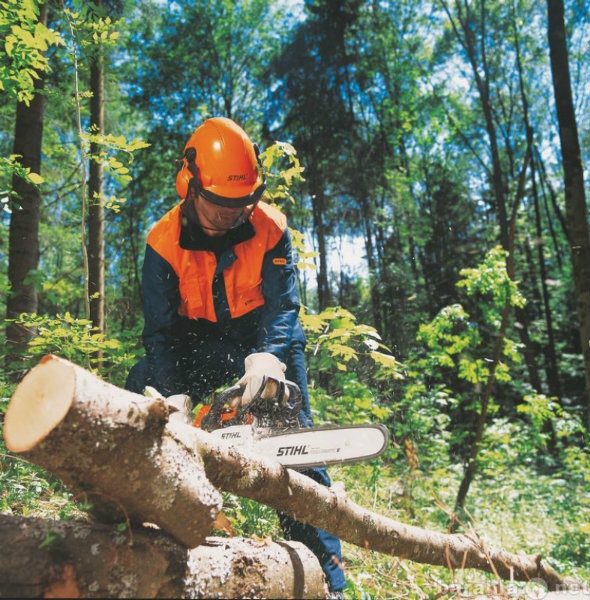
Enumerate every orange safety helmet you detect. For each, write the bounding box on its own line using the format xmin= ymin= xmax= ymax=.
xmin=175 ymin=117 xmax=266 ymax=208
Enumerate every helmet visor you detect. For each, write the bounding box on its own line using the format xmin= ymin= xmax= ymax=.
xmin=199 ymin=183 xmax=267 ymax=209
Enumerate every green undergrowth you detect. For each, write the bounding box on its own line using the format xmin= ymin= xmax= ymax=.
xmin=1 ymin=385 xmax=589 ymax=598
xmin=332 ymin=459 xmax=590 ymax=598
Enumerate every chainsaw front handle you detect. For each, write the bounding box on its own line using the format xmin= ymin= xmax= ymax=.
xmin=199 ymin=377 xmax=302 ymax=432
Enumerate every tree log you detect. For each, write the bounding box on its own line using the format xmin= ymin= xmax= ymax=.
xmin=4 ymin=355 xmax=569 ymax=591
xmin=3 ymin=354 xmax=222 ymax=548
xmin=0 ymin=514 xmax=326 ymax=598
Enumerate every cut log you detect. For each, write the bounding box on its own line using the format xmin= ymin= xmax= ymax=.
xmin=3 ymin=355 xmax=571 ymax=592
xmin=3 ymin=354 xmax=222 ymax=548
xmin=185 ymin=535 xmax=326 ymax=598
xmin=0 ymin=514 xmax=326 ymax=598
xmin=170 ymin=421 xmax=567 ymax=590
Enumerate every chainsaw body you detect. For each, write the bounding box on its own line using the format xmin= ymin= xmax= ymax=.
xmin=192 ymin=377 xmax=390 ymax=468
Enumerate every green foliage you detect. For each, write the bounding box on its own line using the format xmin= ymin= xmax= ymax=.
xmin=5 ymin=312 xmax=137 ymax=381
xmin=416 ymin=246 xmax=524 ymax=386
xmin=84 ymin=14 xmax=120 ymax=48
xmin=0 ymin=154 xmax=44 ymax=211
xmin=0 ymin=0 xmax=65 ymax=104
xmin=260 ymin=141 xmax=305 ymax=209
xmin=220 ymin=494 xmax=280 ymax=540
xmin=456 ymin=245 xmax=526 ymax=321
xmin=398 ymin=246 xmax=536 ymax=476
xmin=259 ymin=141 xmax=318 ymax=271
xmin=81 ymin=130 xmax=150 ymax=211
xmin=417 ymin=303 xmax=480 ymax=369
xmin=0 ymin=442 xmax=79 ymax=519
xmin=290 ymin=227 xmax=318 ymax=272
xmin=387 ymin=381 xmax=454 ymax=469
xmin=312 ymin=372 xmax=393 ymax=425
xmin=63 ymin=5 xmax=121 ymax=52
xmin=303 ymin=306 xmax=402 ymax=378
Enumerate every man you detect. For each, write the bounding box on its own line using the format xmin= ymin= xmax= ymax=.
xmin=126 ymin=117 xmax=346 ymax=596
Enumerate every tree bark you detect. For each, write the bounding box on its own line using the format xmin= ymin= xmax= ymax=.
xmin=547 ymin=0 xmax=590 ymax=428
xmin=3 ymin=355 xmax=223 ymax=548
xmin=0 ymin=514 xmax=326 ymax=599
xmin=180 ymin=416 xmax=564 ymax=589
xmin=5 ymin=3 xmax=48 ymax=373
xmin=309 ymin=171 xmax=331 ymax=310
xmin=4 ymin=356 xmax=567 ymax=591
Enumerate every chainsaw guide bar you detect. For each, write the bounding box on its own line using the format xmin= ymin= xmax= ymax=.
xmin=196 ymin=377 xmax=390 ymax=468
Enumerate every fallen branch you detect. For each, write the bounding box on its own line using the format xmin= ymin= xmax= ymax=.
xmin=4 ymin=355 xmax=567 ymax=591
xmin=172 ymin=422 xmax=565 ymax=589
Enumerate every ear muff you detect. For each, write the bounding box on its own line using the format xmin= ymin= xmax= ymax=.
xmin=252 ymin=143 xmax=266 ymax=186
xmin=175 ymin=146 xmax=199 ymax=200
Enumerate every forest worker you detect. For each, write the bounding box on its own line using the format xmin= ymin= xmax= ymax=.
xmin=125 ymin=116 xmax=346 ymax=597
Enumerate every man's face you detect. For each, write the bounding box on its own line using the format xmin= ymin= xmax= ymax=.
xmin=192 ymin=190 xmax=248 ymax=236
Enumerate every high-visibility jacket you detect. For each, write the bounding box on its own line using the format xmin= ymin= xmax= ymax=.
xmin=147 ymin=201 xmax=286 ymax=322
xmin=139 ymin=200 xmax=304 ymax=396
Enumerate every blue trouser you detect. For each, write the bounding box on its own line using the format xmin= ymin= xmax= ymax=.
xmin=126 ymin=334 xmax=346 ymax=592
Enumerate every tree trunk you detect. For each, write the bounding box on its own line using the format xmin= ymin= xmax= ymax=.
xmin=511 ymin=8 xmax=560 ymax=398
xmin=3 ymin=355 xmax=567 ymax=591
xmin=5 ymin=2 xmax=48 ymax=373
xmin=0 ymin=514 xmax=326 ymax=599
xmin=88 ymin=13 xmax=105 ymax=338
xmin=308 ymin=166 xmax=331 ymax=310
xmin=453 ymin=300 xmax=512 ymax=523
xmin=547 ymin=0 xmax=590 ymax=428
xmin=440 ymin=0 xmax=510 ymax=249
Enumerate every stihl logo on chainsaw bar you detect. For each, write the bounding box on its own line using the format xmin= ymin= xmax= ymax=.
xmin=276 ymin=445 xmax=309 ymax=457
xmin=221 ymin=432 xmax=242 ymax=439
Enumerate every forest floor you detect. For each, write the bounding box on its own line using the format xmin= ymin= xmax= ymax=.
xmin=1 ymin=409 xmax=589 ymax=599
xmin=333 ymin=460 xmax=590 ymax=599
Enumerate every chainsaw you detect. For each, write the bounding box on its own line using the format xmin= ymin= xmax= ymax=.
xmin=191 ymin=377 xmax=390 ymax=469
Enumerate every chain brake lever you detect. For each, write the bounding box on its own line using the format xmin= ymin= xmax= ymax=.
xmin=199 ymin=377 xmax=303 ymax=431
xmin=247 ymin=376 xmax=303 ymax=429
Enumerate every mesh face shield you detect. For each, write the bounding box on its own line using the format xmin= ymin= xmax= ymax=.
xmin=194 ymin=180 xmax=267 ymax=209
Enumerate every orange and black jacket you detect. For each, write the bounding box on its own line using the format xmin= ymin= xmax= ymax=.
xmin=140 ymin=200 xmax=304 ymax=395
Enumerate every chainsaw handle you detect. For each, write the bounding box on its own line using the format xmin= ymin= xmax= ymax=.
xmin=200 ymin=379 xmax=302 ymax=431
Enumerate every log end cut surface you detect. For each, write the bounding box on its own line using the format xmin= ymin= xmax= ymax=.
xmin=4 ymin=355 xmax=75 ymax=453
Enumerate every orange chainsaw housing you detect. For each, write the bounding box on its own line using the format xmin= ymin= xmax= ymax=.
xmin=193 ymin=404 xmax=253 ymax=428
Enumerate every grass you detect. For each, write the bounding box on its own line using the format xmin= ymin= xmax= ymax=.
xmin=332 ymin=459 xmax=590 ymax=598
xmin=1 ymin=389 xmax=589 ymax=598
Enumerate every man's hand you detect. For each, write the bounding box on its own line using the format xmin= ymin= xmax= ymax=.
xmin=236 ymin=352 xmax=287 ymax=407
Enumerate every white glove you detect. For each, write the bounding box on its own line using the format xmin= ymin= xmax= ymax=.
xmin=236 ymin=352 xmax=287 ymax=407
xmin=144 ymin=386 xmax=192 ymax=425
xmin=165 ymin=393 xmax=193 ymax=424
